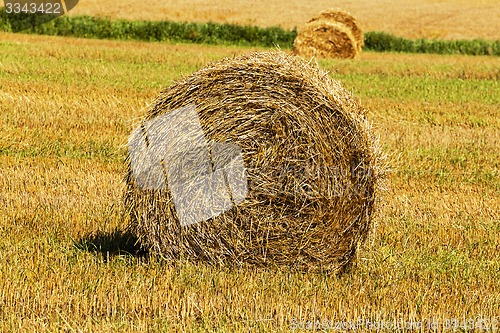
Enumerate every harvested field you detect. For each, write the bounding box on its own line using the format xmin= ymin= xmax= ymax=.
xmin=66 ymin=0 xmax=500 ymax=40
xmin=0 ymin=31 xmax=498 ymax=331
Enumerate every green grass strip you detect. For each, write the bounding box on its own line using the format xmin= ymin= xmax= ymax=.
xmin=1 ymin=10 xmax=498 ymax=56
xmin=0 ymin=10 xmax=296 ymax=48
xmin=364 ymin=31 xmax=499 ymax=56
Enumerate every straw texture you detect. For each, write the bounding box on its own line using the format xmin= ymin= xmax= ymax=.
xmin=294 ymin=9 xmax=364 ymax=59
xmin=125 ymin=50 xmax=384 ymax=272
xmin=308 ymin=9 xmax=365 ymax=52
xmin=293 ymin=21 xmax=359 ymax=59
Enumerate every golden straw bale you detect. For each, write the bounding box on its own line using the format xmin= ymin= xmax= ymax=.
xmin=308 ymin=9 xmax=365 ymax=52
xmin=293 ymin=20 xmax=359 ymax=59
xmin=125 ymin=51 xmax=385 ymax=272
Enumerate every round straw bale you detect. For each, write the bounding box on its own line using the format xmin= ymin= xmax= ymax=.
xmin=308 ymin=9 xmax=365 ymax=52
xmin=293 ymin=21 xmax=359 ymax=59
xmin=125 ymin=50 xmax=384 ymax=272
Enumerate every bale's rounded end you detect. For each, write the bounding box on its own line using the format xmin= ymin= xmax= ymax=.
xmin=294 ymin=9 xmax=364 ymax=59
xmin=293 ymin=21 xmax=359 ymax=59
xmin=308 ymin=8 xmax=365 ymax=52
xmin=125 ymin=50 xmax=384 ymax=273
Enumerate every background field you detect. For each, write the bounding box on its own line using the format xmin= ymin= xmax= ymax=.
xmin=1 ymin=30 xmax=499 ymax=331
xmin=68 ymin=0 xmax=500 ymax=41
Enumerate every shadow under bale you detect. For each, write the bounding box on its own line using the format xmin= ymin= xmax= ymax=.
xmin=125 ymin=50 xmax=385 ymax=273
xmin=75 ymin=228 xmax=147 ymax=261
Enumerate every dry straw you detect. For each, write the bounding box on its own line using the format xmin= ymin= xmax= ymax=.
xmin=293 ymin=21 xmax=359 ymax=59
xmin=294 ymin=9 xmax=364 ymax=59
xmin=308 ymin=9 xmax=365 ymax=53
xmin=125 ymin=50 xmax=384 ymax=273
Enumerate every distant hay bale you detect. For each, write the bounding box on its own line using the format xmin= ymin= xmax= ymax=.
xmin=293 ymin=21 xmax=359 ymax=59
xmin=308 ymin=9 xmax=365 ymax=53
xmin=125 ymin=50 xmax=384 ymax=272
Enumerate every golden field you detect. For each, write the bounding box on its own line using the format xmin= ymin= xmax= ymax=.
xmin=67 ymin=0 xmax=500 ymax=40
xmin=0 ymin=11 xmax=499 ymax=333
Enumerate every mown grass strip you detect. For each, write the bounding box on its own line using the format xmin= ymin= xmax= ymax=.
xmin=1 ymin=9 xmax=499 ymax=55
xmin=364 ymin=31 xmax=499 ymax=56
xmin=0 ymin=10 xmax=296 ymax=48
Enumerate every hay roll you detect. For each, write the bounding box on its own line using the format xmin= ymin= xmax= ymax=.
xmin=125 ymin=51 xmax=383 ymax=272
xmin=293 ymin=21 xmax=359 ymax=59
xmin=308 ymin=9 xmax=365 ymax=52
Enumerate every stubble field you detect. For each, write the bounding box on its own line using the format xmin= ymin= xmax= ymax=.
xmin=68 ymin=0 xmax=500 ymax=41
xmin=0 ymin=5 xmax=499 ymax=331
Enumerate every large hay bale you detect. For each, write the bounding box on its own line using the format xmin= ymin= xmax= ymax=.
xmin=125 ymin=50 xmax=384 ymax=272
xmin=308 ymin=9 xmax=365 ymax=53
xmin=293 ymin=21 xmax=359 ymax=59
